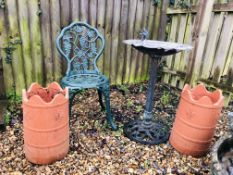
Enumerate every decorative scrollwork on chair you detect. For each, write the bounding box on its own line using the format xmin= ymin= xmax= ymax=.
xmin=56 ymin=22 xmax=117 ymax=130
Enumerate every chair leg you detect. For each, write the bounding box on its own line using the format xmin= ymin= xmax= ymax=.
xmin=97 ymin=89 xmax=105 ymax=111
xmin=69 ymin=90 xmax=76 ymax=118
xmin=102 ymin=85 xmax=117 ymax=131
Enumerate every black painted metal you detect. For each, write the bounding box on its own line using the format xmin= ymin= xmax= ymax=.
xmin=124 ymin=55 xmax=170 ymax=145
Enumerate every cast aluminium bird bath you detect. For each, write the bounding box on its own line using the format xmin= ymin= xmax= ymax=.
xmin=123 ymin=39 xmax=192 ymax=145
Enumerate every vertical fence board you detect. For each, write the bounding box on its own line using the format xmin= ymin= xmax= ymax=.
xmin=201 ymin=13 xmax=224 ymax=80
xmin=71 ymin=0 xmax=80 ymax=21
xmin=110 ymin=0 xmax=121 ymax=84
xmin=18 ymin=0 xmax=32 ymax=87
xmin=80 ymin=0 xmax=89 ymax=22
xmin=170 ymin=14 xmax=188 ymax=87
xmin=40 ymin=0 xmax=53 ymax=84
xmin=135 ymin=0 xmax=150 ymax=83
xmin=189 ymin=0 xmax=214 ymax=85
xmin=6 ymin=0 xmax=26 ymax=94
xmin=89 ymin=0 xmax=97 ymax=27
xmin=123 ymin=0 xmax=138 ymax=83
xmin=28 ymin=0 xmax=43 ymax=84
xmin=116 ymin=0 xmax=128 ymax=84
xmin=210 ymin=14 xmax=233 ymax=82
xmin=60 ymin=0 xmax=71 ymax=28
xmin=178 ymin=13 xmax=193 ymax=89
xmin=103 ymin=0 xmax=113 ymax=78
xmin=96 ymin=0 xmax=106 ymax=73
xmin=51 ymin=0 xmax=62 ymax=82
xmin=163 ymin=15 xmax=179 ymax=84
xmin=0 ymin=7 xmax=14 ymax=94
xmin=129 ymin=0 xmax=144 ymax=83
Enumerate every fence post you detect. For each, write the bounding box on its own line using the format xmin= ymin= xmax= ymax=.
xmin=185 ymin=0 xmax=214 ymax=85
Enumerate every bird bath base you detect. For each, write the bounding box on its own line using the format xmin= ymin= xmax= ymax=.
xmin=123 ymin=117 xmax=169 ymax=145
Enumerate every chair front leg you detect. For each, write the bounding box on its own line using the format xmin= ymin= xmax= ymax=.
xmin=97 ymin=89 xmax=105 ymax=111
xmin=69 ymin=89 xmax=77 ymax=118
xmin=102 ymin=84 xmax=117 ymax=131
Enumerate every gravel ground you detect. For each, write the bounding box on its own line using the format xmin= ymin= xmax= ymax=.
xmin=0 ymin=83 xmax=231 ymax=175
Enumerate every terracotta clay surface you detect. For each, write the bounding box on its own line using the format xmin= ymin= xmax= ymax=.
xmin=169 ymin=84 xmax=224 ymax=157
xmin=22 ymin=82 xmax=69 ymax=164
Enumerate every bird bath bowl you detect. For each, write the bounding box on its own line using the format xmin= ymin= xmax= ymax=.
xmin=123 ymin=39 xmax=192 ymax=145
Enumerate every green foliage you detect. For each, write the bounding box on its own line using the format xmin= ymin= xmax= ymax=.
xmin=136 ymin=105 xmax=143 ymax=113
xmin=153 ymin=0 xmax=161 ymax=6
xmin=0 ymin=0 xmax=5 ymax=9
xmin=4 ymin=89 xmax=22 ymax=126
xmin=161 ymin=91 xmax=170 ymax=106
xmin=117 ymin=85 xmax=129 ymax=95
xmin=126 ymin=99 xmax=134 ymax=108
xmin=3 ymin=37 xmax=22 ymax=64
xmin=3 ymin=111 xmax=10 ymax=126
xmin=177 ymin=0 xmax=190 ymax=8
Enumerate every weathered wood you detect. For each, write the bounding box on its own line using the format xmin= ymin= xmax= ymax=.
xmin=139 ymin=0 xmax=151 ymax=82
xmin=40 ymin=0 xmax=53 ymax=84
xmin=89 ymin=0 xmax=97 ymax=27
xmin=162 ymin=15 xmax=179 ymax=84
xmin=141 ymin=0 xmax=156 ymax=81
xmin=71 ymin=0 xmax=80 ymax=21
xmin=129 ymin=0 xmax=143 ymax=83
xmin=188 ymin=0 xmax=214 ymax=86
xmin=18 ymin=0 xmax=33 ymax=88
xmin=110 ymin=0 xmax=121 ymax=84
xmin=170 ymin=14 xmax=188 ymax=87
xmin=28 ymin=0 xmax=43 ymax=84
xmin=210 ymin=14 xmax=233 ymax=82
xmin=80 ymin=0 xmax=89 ymax=22
xmin=103 ymin=0 xmax=113 ymax=78
xmin=201 ymin=13 xmax=224 ymax=79
xmin=0 ymin=6 xmax=14 ymax=94
xmin=51 ymin=0 xmax=62 ymax=82
xmin=60 ymin=0 xmax=71 ymax=28
xmin=213 ymin=2 xmax=233 ymax=12
xmin=123 ymin=0 xmax=138 ymax=83
xmin=178 ymin=13 xmax=193 ymax=89
xmin=96 ymin=0 xmax=106 ymax=73
xmin=6 ymin=0 xmax=26 ymax=94
xmin=116 ymin=0 xmax=128 ymax=84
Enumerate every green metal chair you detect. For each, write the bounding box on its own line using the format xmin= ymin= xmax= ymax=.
xmin=56 ymin=22 xmax=117 ymax=130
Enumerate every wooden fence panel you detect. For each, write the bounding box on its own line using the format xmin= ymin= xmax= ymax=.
xmin=0 ymin=0 xmax=164 ymax=96
xmin=6 ymin=0 xmax=26 ymax=94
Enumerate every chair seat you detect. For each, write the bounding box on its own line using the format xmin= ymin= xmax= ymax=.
xmin=61 ymin=74 xmax=108 ymax=89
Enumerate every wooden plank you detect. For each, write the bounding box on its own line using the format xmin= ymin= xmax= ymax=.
xmin=60 ymin=0 xmax=71 ymax=28
xmin=6 ymin=0 xmax=26 ymax=94
xmin=0 ymin=6 xmax=14 ymax=94
xmin=103 ymin=0 xmax=113 ymax=78
xmin=51 ymin=0 xmax=62 ymax=82
xmin=128 ymin=0 xmax=143 ymax=83
xmin=141 ymin=1 xmax=156 ymax=81
xmin=71 ymin=0 xmax=80 ymax=21
xmin=210 ymin=14 xmax=233 ymax=82
xmin=213 ymin=2 xmax=233 ymax=12
xmin=80 ymin=0 xmax=89 ymax=22
xmin=201 ymin=13 xmax=224 ymax=80
xmin=178 ymin=13 xmax=194 ymax=89
xmin=188 ymin=0 xmax=214 ymax=85
xmin=223 ymin=37 xmax=233 ymax=76
xmin=123 ymin=0 xmax=138 ymax=83
xmin=110 ymin=0 xmax=121 ymax=84
xmin=137 ymin=0 xmax=151 ymax=82
xmin=28 ymin=0 xmax=43 ymax=84
xmin=18 ymin=0 xmax=33 ymax=88
xmin=170 ymin=14 xmax=188 ymax=87
xmin=89 ymin=0 xmax=97 ymax=27
xmin=96 ymin=0 xmax=106 ymax=73
xmin=40 ymin=0 xmax=53 ymax=84
xmin=116 ymin=0 xmax=128 ymax=84
xmin=162 ymin=15 xmax=179 ymax=84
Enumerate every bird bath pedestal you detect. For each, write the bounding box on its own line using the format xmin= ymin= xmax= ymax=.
xmin=123 ymin=40 xmax=192 ymax=145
